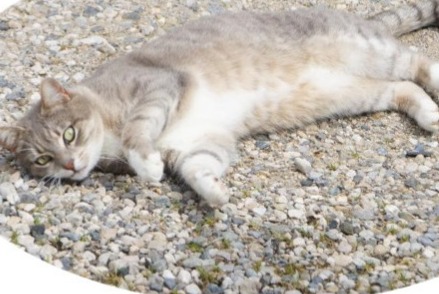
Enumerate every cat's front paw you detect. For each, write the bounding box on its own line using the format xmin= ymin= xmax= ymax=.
xmin=127 ymin=150 xmax=164 ymax=182
xmin=416 ymin=101 xmax=439 ymax=132
xmin=192 ymin=170 xmax=230 ymax=207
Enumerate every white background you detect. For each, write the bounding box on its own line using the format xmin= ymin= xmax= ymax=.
xmin=0 ymin=0 xmax=438 ymax=293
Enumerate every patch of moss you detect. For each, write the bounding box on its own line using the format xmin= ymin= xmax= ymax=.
xmin=187 ymin=241 xmax=204 ymax=253
xmin=10 ymin=231 xmax=19 ymax=245
xmin=197 ymin=266 xmax=223 ymax=287
xmin=253 ymin=260 xmax=262 ymax=272
xmin=101 ymin=272 xmax=122 ymax=287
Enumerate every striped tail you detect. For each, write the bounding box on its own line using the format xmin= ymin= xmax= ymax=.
xmin=369 ymin=0 xmax=439 ymax=36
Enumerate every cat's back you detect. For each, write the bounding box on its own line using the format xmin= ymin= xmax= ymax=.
xmin=136 ymin=8 xmax=388 ymax=67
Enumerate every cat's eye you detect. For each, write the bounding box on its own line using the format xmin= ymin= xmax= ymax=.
xmin=63 ymin=126 xmax=76 ymax=145
xmin=35 ymin=155 xmax=52 ymax=166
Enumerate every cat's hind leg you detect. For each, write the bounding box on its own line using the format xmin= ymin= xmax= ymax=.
xmin=387 ymin=81 xmax=439 ymax=132
xmin=341 ymin=79 xmax=439 ymax=132
xmin=392 ymin=51 xmax=439 ymax=93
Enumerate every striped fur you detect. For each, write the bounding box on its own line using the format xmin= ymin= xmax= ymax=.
xmin=370 ymin=0 xmax=439 ymax=36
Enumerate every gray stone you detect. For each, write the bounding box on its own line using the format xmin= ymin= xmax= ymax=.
xmin=340 ymin=221 xmax=355 ymax=235
xmin=83 ymin=6 xmax=100 ymax=17
xmin=0 ymin=20 xmax=10 ymax=31
xmin=406 ymin=143 xmax=432 ymax=157
xmin=30 ymin=224 xmax=45 ymax=239
xmin=149 ymin=274 xmax=164 ymax=292
xmin=255 ymin=140 xmax=270 ymax=150
xmin=353 ymin=208 xmax=375 ymax=220
xmin=404 ymin=178 xmax=418 ymax=188
xmin=206 ymin=284 xmax=224 ymax=294
xmin=122 ymin=8 xmax=143 ymax=20
xmin=6 ymin=88 xmax=25 ymax=100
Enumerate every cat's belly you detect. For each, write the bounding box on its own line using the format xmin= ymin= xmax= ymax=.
xmin=157 ymin=77 xmax=292 ymax=150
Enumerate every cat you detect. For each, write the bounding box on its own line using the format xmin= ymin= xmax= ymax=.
xmin=1 ymin=0 xmax=439 ymax=207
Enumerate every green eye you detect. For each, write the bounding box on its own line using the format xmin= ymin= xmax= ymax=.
xmin=35 ymin=155 xmax=52 ymax=166
xmin=63 ymin=126 xmax=76 ymax=144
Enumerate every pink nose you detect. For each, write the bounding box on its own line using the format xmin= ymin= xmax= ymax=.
xmin=63 ymin=160 xmax=75 ymax=171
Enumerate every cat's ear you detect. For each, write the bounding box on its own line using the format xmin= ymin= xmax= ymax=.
xmin=0 ymin=126 xmax=24 ymax=153
xmin=40 ymin=78 xmax=71 ymax=113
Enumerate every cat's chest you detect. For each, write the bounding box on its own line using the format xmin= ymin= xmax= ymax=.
xmin=101 ymin=132 xmax=123 ymax=158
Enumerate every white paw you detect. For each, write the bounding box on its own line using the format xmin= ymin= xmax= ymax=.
xmin=429 ymin=63 xmax=439 ymax=90
xmin=416 ymin=102 xmax=439 ymax=132
xmin=192 ymin=170 xmax=230 ymax=207
xmin=127 ymin=150 xmax=164 ymax=182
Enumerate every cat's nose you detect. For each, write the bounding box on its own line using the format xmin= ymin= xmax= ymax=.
xmin=63 ymin=159 xmax=75 ymax=171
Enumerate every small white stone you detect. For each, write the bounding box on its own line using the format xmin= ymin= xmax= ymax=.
xmin=0 ymin=182 xmax=20 ymax=204
xmin=163 ymin=269 xmax=175 ymax=280
xmin=338 ymin=240 xmax=352 ymax=254
xmin=17 ymin=235 xmax=34 ymax=248
xmin=178 ymin=269 xmax=192 ymax=284
xmin=39 ymin=244 xmax=57 ymax=261
xmin=72 ymin=72 xmax=85 ymax=83
xmin=273 ymin=210 xmax=287 ymax=221
xmin=352 ymin=134 xmax=363 ymax=145
xmin=18 ymin=211 xmax=33 ymax=225
xmin=294 ymin=157 xmax=312 ymax=175
xmin=222 ymin=276 xmax=233 ymax=289
xmin=252 ymin=206 xmax=267 ymax=216
xmin=185 ymin=283 xmax=202 ymax=294
xmin=83 ymin=251 xmax=96 ymax=262
xmin=292 ymin=237 xmax=305 ymax=247
xmin=374 ymin=244 xmax=388 ymax=256
xmin=423 ymin=247 xmax=435 ymax=258
xmin=287 ymin=208 xmax=305 ymax=219
xmin=214 ymin=209 xmax=228 ymax=221
xmin=275 ymin=195 xmax=288 ymax=204
xmin=164 ymin=253 xmax=176 ymax=264
xmin=147 ymin=232 xmax=167 ymax=251
xmin=334 ymin=254 xmax=353 ymax=267
xmin=384 ymin=205 xmax=400 ymax=217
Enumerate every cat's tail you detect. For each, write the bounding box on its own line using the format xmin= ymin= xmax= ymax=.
xmin=369 ymin=0 xmax=439 ymax=37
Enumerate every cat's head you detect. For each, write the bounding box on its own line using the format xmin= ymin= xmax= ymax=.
xmin=0 ymin=78 xmax=104 ymax=181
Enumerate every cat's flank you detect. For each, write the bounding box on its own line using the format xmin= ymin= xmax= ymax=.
xmin=2 ymin=1 xmax=439 ymax=207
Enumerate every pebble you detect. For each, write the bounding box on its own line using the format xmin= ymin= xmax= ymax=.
xmin=163 ymin=269 xmax=176 ymax=289
xmin=0 ymin=182 xmax=20 ymax=204
xmin=185 ymin=283 xmax=202 ymax=294
xmin=252 ymin=206 xmax=267 ymax=216
xmin=178 ymin=269 xmax=192 ymax=284
xmin=147 ymin=232 xmax=167 ymax=251
xmin=287 ymin=208 xmax=305 ymax=219
xmin=340 ymin=221 xmax=355 ymax=235
xmin=294 ymin=157 xmax=312 ymax=175
xmin=384 ymin=205 xmax=400 ymax=218
xmin=406 ymin=143 xmax=432 ymax=157
xmin=353 ymin=208 xmax=375 ymax=220
xmin=373 ymin=244 xmax=388 ymax=256
xmin=338 ymin=240 xmax=352 ymax=254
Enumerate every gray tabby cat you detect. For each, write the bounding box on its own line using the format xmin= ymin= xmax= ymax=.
xmin=1 ymin=1 xmax=439 ymax=207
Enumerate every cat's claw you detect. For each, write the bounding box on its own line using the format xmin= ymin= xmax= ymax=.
xmin=127 ymin=150 xmax=164 ymax=182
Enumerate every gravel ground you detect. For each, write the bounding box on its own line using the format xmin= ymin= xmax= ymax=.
xmin=1 ymin=0 xmax=439 ymax=293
